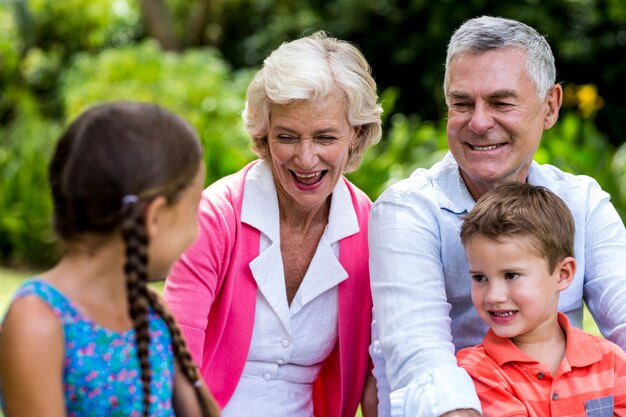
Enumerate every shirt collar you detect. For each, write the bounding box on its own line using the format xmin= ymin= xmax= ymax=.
xmin=429 ymin=152 xmax=543 ymax=215
xmin=483 ymin=312 xmax=603 ymax=367
xmin=426 ymin=152 xmax=476 ymax=215
xmin=241 ymin=160 xmax=360 ymax=244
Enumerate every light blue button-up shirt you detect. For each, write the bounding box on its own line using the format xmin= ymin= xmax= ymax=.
xmin=369 ymin=152 xmax=626 ymax=417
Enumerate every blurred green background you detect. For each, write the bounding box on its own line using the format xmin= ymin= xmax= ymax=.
xmin=1 ymin=0 xmax=625 ymax=270
xmin=0 ymin=3 xmax=622 ymax=391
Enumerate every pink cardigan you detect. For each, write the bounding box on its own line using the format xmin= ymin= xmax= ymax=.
xmin=164 ymin=161 xmax=372 ymax=417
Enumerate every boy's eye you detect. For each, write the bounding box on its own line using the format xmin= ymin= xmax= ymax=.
xmin=472 ymin=274 xmax=487 ymax=283
xmin=504 ymin=272 xmax=520 ymax=280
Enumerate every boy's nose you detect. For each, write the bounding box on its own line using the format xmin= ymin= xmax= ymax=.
xmin=484 ymin=281 xmax=508 ymax=304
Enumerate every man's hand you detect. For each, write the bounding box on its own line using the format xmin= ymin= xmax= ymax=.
xmin=441 ymin=409 xmax=481 ymax=417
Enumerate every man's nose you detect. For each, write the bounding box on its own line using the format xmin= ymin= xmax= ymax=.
xmin=468 ymin=103 xmax=495 ymax=136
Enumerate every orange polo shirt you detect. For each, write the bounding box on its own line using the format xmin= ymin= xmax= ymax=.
xmin=457 ymin=313 xmax=626 ymax=417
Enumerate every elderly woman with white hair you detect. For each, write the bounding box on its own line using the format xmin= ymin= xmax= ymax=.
xmin=163 ymin=31 xmax=383 ymax=417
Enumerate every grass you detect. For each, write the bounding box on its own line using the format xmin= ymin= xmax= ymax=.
xmin=0 ymin=267 xmax=33 ymax=316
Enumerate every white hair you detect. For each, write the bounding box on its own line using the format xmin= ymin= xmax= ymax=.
xmin=444 ymin=16 xmax=556 ymax=102
xmin=242 ymin=31 xmax=383 ymax=172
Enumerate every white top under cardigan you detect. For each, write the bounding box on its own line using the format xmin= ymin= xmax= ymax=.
xmin=221 ymin=161 xmax=359 ymax=417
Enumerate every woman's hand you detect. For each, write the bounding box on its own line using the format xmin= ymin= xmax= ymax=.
xmin=360 ymin=374 xmax=378 ymax=417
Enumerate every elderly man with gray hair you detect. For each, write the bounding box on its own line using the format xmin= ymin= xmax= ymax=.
xmin=369 ymin=15 xmax=626 ymax=417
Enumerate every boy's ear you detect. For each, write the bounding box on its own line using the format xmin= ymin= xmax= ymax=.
xmin=555 ymin=256 xmax=576 ymax=291
xmin=144 ymin=196 xmax=167 ymax=240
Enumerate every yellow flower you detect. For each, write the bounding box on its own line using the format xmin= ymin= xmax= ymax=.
xmin=575 ymin=84 xmax=604 ymax=118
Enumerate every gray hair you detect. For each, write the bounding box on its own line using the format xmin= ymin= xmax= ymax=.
xmin=242 ymin=31 xmax=383 ymax=173
xmin=444 ymin=16 xmax=556 ymax=102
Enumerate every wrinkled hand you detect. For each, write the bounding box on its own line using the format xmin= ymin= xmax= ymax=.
xmin=441 ymin=409 xmax=481 ymax=417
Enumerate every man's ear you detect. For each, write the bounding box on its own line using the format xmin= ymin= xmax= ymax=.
xmin=556 ymin=256 xmax=576 ymax=292
xmin=144 ymin=196 xmax=167 ymax=240
xmin=544 ymin=84 xmax=563 ymax=130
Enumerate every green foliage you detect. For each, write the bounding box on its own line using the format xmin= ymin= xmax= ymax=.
xmin=61 ymin=40 xmax=256 ymax=183
xmin=1 ymin=0 xmax=625 ymax=269
xmin=539 ymin=113 xmax=620 ymax=203
xmin=0 ymin=38 xmax=255 ymax=267
xmin=0 ymin=93 xmax=62 ymax=266
xmin=197 ymin=0 xmax=626 ymax=146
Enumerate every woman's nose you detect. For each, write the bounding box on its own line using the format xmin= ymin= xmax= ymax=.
xmin=295 ymin=139 xmax=319 ymax=168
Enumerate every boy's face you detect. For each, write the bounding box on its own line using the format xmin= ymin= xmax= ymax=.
xmin=464 ymin=234 xmax=573 ymax=345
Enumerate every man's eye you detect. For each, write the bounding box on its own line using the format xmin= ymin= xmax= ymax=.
xmin=451 ymin=102 xmax=472 ymax=111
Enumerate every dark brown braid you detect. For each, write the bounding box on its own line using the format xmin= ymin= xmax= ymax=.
xmin=120 ymin=200 xmax=152 ymax=417
xmin=146 ymin=288 xmax=221 ymax=417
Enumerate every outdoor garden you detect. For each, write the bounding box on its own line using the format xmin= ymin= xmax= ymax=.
xmin=0 ymin=2 xmax=624 ymax=412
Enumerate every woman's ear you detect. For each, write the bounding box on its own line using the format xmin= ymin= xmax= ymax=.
xmin=556 ymin=256 xmax=576 ymax=292
xmin=144 ymin=196 xmax=167 ymax=239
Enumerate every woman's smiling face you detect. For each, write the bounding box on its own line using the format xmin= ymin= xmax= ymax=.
xmin=267 ymin=94 xmax=358 ymax=212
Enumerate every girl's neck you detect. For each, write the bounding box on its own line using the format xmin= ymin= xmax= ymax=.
xmin=41 ymin=236 xmax=132 ymax=331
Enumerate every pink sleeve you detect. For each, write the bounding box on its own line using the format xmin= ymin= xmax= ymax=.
xmin=164 ymin=192 xmax=233 ymax=365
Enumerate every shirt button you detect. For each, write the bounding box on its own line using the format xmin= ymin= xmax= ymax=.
xmin=263 ymin=373 xmax=271 ymax=381
xmin=552 ymin=393 xmax=559 ymax=401
xmin=281 ymin=339 xmax=290 ymax=348
xmin=277 ymin=359 xmax=285 ymax=365
xmin=537 ymin=372 xmax=545 ymax=380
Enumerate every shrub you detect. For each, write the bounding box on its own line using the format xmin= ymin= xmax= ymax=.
xmin=0 ymin=41 xmax=255 ymax=267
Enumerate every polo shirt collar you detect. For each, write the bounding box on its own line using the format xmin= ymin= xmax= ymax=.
xmin=483 ymin=312 xmax=603 ymax=368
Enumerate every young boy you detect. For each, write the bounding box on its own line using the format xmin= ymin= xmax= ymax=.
xmin=457 ymin=182 xmax=626 ymax=417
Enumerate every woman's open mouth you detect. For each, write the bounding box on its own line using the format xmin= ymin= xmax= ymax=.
xmin=291 ymin=170 xmax=326 ymax=186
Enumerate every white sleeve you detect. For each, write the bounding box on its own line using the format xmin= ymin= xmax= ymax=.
xmin=369 ymin=189 xmax=481 ymax=417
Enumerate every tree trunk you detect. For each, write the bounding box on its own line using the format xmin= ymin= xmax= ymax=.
xmin=139 ymin=0 xmax=181 ymax=51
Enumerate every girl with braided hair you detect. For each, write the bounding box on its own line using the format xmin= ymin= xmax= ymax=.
xmin=0 ymin=101 xmax=221 ymax=417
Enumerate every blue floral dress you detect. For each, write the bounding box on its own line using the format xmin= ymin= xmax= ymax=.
xmin=0 ymin=279 xmax=175 ymax=416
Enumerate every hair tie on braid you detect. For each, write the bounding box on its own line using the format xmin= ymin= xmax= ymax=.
xmin=122 ymin=195 xmax=139 ymax=205
xmin=194 ymin=379 xmax=202 ymax=388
